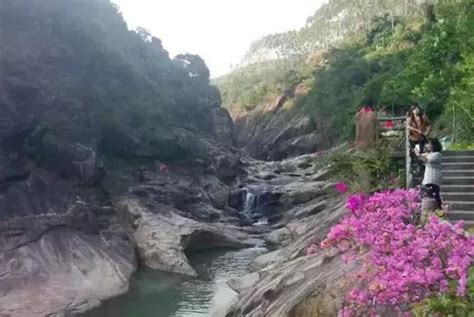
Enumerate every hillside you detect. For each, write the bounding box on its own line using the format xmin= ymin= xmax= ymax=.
xmin=217 ymin=0 xmax=474 ymax=159
xmin=241 ymin=0 xmax=427 ymax=66
xmin=0 ymin=1 xmax=241 ymax=315
xmin=0 ymin=0 xmax=233 ymax=166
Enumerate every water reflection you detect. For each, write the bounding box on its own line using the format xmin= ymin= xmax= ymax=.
xmin=83 ymin=246 xmax=267 ymax=317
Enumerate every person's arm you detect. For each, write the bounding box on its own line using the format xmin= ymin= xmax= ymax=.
xmin=406 ymin=117 xmax=421 ymax=133
xmin=419 ymin=152 xmax=441 ymax=163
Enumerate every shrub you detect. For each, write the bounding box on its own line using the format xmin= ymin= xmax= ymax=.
xmin=327 ymin=145 xmax=403 ymax=192
xmin=321 ymin=189 xmax=473 ymax=316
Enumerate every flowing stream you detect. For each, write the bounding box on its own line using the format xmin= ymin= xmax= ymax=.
xmin=83 ymin=246 xmax=267 ymax=317
xmin=84 ymin=186 xmax=271 ymax=317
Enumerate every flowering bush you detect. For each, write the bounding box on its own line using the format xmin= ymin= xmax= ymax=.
xmin=320 ymin=189 xmax=474 ymax=316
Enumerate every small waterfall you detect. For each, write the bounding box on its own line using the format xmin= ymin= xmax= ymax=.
xmin=243 ymin=191 xmax=256 ymax=215
xmin=241 ymin=186 xmax=269 ymax=225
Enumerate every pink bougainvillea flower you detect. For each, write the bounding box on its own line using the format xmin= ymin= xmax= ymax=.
xmin=346 ymin=193 xmax=367 ymax=214
xmin=335 ymin=182 xmax=349 ymax=194
xmin=320 ymin=189 xmax=473 ymax=314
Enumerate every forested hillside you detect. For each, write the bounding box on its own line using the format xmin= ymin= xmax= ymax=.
xmin=241 ymin=0 xmax=427 ymax=65
xmin=1 ymin=0 xmax=228 ymax=164
xmin=217 ymin=0 xmax=474 ymax=150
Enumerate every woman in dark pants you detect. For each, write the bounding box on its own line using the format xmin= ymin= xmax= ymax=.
xmin=416 ymin=138 xmax=443 ymax=209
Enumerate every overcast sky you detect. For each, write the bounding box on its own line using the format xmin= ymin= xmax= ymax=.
xmin=112 ymin=0 xmax=326 ymax=77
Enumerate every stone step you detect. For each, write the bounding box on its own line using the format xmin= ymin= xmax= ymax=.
xmin=443 ymin=150 xmax=474 ymax=157
xmin=442 ymin=192 xmax=474 ymax=202
xmin=443 ymin=170 xmax=474 ymax=177
xmin=443 ymin=177 xmax=474 ymax=185
xmin=451 ymin=219 xmax=474 ymax=228
xmin=444 ymin=201 xmax=474 ymax=211
xmin=448 ymin=211 xmax=474 ymax=221
xmin=443 ymin=156 xmax=474 ymax=163
xmin=442 ymin=162 xmax=474 ymax=170
xmin=414 ymin=177 xmax=474 ymax=186
xmin=442 ymin=185 xmax=474 ymax=193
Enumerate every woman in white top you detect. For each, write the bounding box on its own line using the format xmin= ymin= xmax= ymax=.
xmin=416 ymin=138 xmax=443 ymax=209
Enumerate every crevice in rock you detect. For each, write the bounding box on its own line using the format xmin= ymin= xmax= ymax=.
xmin=4 ymin=224 xmax=82 ymax=252
xmin=1 ymin=170 xmax=30 ymax=184
xmin=181 ymin=229 xmax=243 ymax=255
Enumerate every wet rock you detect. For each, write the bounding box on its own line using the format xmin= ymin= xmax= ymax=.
xmin=225 ymin=198 xmax=353 ymax=316
xmin=227 ymin=272 xmax=260 ymax=294
xmin=205 ymin=179 xmax=230 ymax=210
xmin=229 ymin=188 xmax=246 ymax=209
xmin=251 ymin=249 xmax=284 ymax=271
xmin=120 ymin=199 xmax=254 ymax=276
xmin=264 ymin=227 xmax=292 ymax=247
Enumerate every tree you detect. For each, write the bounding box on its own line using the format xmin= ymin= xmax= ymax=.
xmin=173 ymin=54 xmax=210 ymax=82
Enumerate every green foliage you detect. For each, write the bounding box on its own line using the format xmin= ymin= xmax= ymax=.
xmin=447 ymin=53 xmax=474 ymax=141
xmin=219 ymin=0 xmax=474 ymax=146
xmin=449 ymin=143 xmax=474 ymax=151
xmin=215 ymin=59 xmax=305 ymax=112
xmin=413 ymin=267 xmax=474 ymax=317
xmin=242 ymin=0 xmax=424 ymax=65
xmin=1 ymin=0 xmax=219 ymax=160
xmin=327 ymin=145 xmax=403 ymax=193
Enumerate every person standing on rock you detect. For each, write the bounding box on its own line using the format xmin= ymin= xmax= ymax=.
xmin=355 ymin=105 xmax=379 ymax=150
xmin=415 ymin=138 xmax=443 ymax=210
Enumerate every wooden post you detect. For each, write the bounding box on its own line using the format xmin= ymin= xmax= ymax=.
xmin=406 ymin=121 xmax=412 ymax=188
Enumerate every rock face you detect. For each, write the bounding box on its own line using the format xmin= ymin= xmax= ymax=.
xmin=0 ymin=129 xmax=246 ymax=316
xmin=222 ymin=202 xmax=355 ymax=317
xmin=210 ymin=152 xmax=359 ymax=317
xmin=0 ymin=4 xmax=242 ymax=313
xmin=120 ymin=199 xmax=254 ymax=276
xmin=212 ymin=107 xmax=236 ymax=146
xmin=0 ymin=226 xmax=135 ymax=316
xmin=232 ymin=88 xmax=322 ymax=161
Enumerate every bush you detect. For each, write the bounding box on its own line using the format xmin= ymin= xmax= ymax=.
xmin=321 ymin=189 xmax=474 ymax=316
xmin=327 ymin=144 xmax=403 ymax=192
xmin=413 ymin=266 xmax=474 ymax=316
xmin=449 ymin=143 xmax=474 ymax=151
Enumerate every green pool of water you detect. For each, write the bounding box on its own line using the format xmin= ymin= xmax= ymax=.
xmin=83 ymin=247 xmax=267 ymax=317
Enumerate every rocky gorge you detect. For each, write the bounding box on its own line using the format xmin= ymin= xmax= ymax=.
xmin=231 ymin=85 xmax=323 ymax=161
xmin=0 ymin=1 xmax=356 ymax=316
xmin=0 ymin=121 xmax=349 ymax=317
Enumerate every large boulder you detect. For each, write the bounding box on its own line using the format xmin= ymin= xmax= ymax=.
xmin=119 ymin=199 xmax=255 ymax=276
xmin=0 ymin=226 xmax=136 ymax=317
